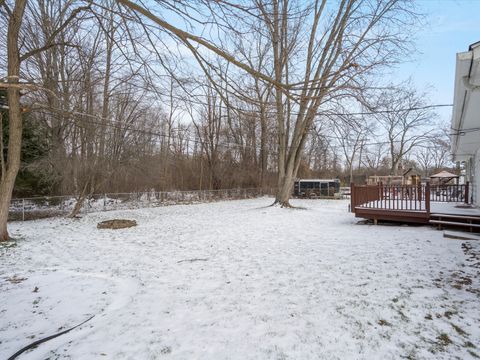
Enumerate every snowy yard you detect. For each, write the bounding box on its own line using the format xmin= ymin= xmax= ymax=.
xmin=1 ymin=198 xmax=479 ymax=360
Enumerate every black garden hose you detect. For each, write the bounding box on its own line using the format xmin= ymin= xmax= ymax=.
xmin=7 ymin=315 xmax=95 ymax=360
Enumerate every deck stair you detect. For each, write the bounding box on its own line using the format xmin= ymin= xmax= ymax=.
xmin=429 ymin=213 xmax=480 ymax=232
xmin=443 ymin=230 xmax=480 ymax=240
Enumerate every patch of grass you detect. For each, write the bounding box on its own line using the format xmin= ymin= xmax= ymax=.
xmin=464 ymin=341 xmax=476 ymax=349
xmin=451 ymin=323 xmax=468 ymax=336
xmin=437 ymin=333 xmax=452 ymax=347
xmin=161 ymin=346 xmax=172 ymax=354
xmin=457 ymin=276 xmax=473 ymax=286
xmin=468 ymin=350 xmax=480 ymax=358
xmin=378 ymin=319 xmax=392 ymax=326
xmin=0 ymin=240 xmax=17 ymax=248
xmin=397 ymin=309 xmax=409 ymax=322
xmin=400 ymin=352 xmax=416 ymax=360
xmin=443 ymin=310 xmax=456 ymax=319
xmin=6 ymin=275 xmax=27 ymax=284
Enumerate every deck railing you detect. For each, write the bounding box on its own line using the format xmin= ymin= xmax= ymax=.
xmin=350 ymin=182 xmax=469 ymax=214
xmin=350 ymin=183 xmax=381 ymax=210
xmin=430 ymin=184 xmax=468 ymax=203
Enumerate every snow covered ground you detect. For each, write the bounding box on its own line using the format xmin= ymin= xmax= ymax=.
xmin=1 ymin=198 xmax=479 ymax=359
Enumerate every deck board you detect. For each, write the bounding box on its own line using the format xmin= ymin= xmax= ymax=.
xmin=354 ymin=207 xmax=429 ymax=224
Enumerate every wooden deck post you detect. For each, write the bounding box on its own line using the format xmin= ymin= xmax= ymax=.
xmin=425 ymin=182 xmax=431 ymax=216
xmin=350 ymin=183 xmax=355 ymax=213
xmin=465 ymin=181 xmax=470 ymax=204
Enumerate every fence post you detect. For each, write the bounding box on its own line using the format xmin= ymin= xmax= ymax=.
xmin=22 ymin=199 xmax=25 ymax=221
xmin=465 ymin=181 xmax=469 ymax=204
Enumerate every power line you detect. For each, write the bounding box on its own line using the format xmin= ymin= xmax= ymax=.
xmin=32 ymin=107 xmax=441 ymax=155
xmin=27 ymin=101 xmax=449 ymax=155
xmin=20 ymin=80 xmax=453 ymax=118
xmin=451 ymin=127 xmax=480 ymax=136
xmin=317 ymin=104 xmax=453 ymax=117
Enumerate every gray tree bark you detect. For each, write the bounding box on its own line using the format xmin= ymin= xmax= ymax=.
xmin=0 ymin=0 xmax=27 ymax=241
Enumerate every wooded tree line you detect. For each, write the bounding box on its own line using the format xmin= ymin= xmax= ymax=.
xmin=1 ymin=0 xmax=452 ymax=240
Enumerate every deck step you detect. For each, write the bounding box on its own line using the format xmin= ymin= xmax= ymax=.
xmin=429 ymin=219 xmax=480 ymax=228
xmin=430 ymin=213 xmax=480 ymax=221
xmin=443 ymin=231 xmax=480 ymax=240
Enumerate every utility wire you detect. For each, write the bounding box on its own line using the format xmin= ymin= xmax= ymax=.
xmin=23 ymin=101 xmax=450 ymax=154
xmin=35 ymin=108 xmax=442 ymax=153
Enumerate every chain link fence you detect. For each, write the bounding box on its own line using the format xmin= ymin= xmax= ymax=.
xmin=9 ymin=188 xmax=276 ymax=221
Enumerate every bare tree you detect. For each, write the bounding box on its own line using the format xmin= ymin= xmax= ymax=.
xmin=363 ymin=142 xmax=388 ymax=174
xmin=192 ymin=83 xmax=224 ymax=190
xmin=371 ymin=85 xmax=436 ymax=175
xmin=0 ymin=0 xmax=423 ymax=238
xmin=0 ymin=0 xmax=26 ymax=241
xmin=115 ymin=0 xmax=418 ymax=207
xmin=252 ymin=1 xmax=416 ymax=205
xmin=415 ymin=128 xmax=451 ymax=176
xmin=430 ymin=129 xmax=452 ymax=171
xmin=0 ymin=0 xmax=89 ymax=239
xmin=332 ymin=115 xmax=369 ymax=184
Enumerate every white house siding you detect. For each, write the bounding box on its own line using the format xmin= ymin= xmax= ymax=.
xmin=451 ymin=41 xmax=480 ymax=207
xmin=474 ymin=147 xmax=480 ymax=205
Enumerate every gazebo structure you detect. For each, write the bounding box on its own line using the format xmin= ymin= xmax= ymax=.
xmin=429 ymin=170 xmax=459 ymax=185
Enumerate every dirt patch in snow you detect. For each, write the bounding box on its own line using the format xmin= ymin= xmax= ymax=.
xmin=97 ymin=219 xmax=137 ymax=229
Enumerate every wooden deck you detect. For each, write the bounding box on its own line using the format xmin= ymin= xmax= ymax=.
xmin=354 ymin=207 xmax=430 ymax=224
xmin=350 ymin=183 xmax=480 ymax=230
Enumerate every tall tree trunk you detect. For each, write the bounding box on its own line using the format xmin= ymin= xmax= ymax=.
xmin=259 ymin=107 xmax=268 ymax=188
xmin=391 ymin=157 xmax=400 ymax=176
xmin=0 ymin=0 xmax=27 ymax=241
xmin=68 ymin=179 xmax=90 ymax=218
xmin=275 ymin=138 xmax=301 ymax=207
xmin=275 ymin=171 xmax=295 ymax=207
xmin=349 ymin=162 xmax=354 ymax=185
